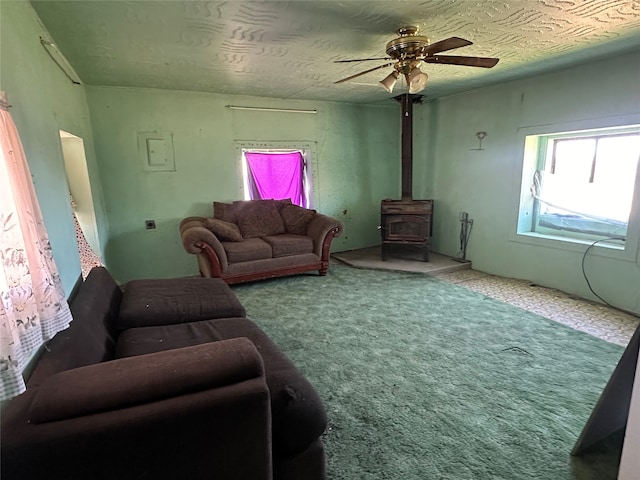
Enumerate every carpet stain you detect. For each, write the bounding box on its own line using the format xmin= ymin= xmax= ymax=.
xmin=501 ymin=346 xmax=534 ymax=356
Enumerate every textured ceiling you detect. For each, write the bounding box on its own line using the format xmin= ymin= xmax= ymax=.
xmin=31 ymin=0 xmax=640 ymax=105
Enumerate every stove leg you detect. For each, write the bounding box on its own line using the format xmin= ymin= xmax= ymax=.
xmin=422 ymin=245 xmax=429 ymax=262
xmin=382 ymin=244 xmax=388 ymax=261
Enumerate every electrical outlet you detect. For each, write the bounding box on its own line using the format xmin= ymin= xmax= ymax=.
xmin=145 ymin=220 xmax=156 ymax=230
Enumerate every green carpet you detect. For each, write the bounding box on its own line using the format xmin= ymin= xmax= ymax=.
xmin=232 ymin=264 xmax=624 ymax=479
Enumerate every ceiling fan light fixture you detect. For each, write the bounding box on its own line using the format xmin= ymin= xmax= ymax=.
xmin=407 ymin=67 xmax=428 ymax=93
xmin=334 ymin=26 xmax=499 ymax=93
xmin=379 ymin=71 xmax=399 ymax=93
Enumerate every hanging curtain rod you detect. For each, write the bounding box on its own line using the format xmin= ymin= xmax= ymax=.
xmin=40 ymin=37 xmax=82 ymax=85
xmin=227 ymin=105 xmax=317 ymax=114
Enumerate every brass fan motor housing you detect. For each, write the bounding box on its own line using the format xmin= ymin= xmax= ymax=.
xmin=385 ymin=26 xmax=431 ymax=60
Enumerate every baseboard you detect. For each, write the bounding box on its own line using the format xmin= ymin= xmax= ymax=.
xmin=451 ymin=258 xmax=471 ymax=263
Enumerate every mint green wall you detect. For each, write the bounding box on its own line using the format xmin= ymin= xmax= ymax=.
xmin=0 ymin=0 xmax=107 ymax=294
xmin=85 ymin=87 xmax=400 ymax=282
xmin=416 ymin=51 xmax=640 ymax=313
xmin=7 ymin=0 xmax=636 ymax=312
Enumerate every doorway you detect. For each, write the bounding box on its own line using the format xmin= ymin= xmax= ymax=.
xmin=59 ymin=130 xmax=103 ymax=278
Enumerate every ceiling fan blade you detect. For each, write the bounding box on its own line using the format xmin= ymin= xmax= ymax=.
xmin=334 ymin=63 xmax=395 ymax=84
xmin=424 ymin=55 xmax=500 ymax=68
xmin=334 ymin=57 xmax=392 ymax=63
xmin=423 ymin=37 xmax=473 ymax=55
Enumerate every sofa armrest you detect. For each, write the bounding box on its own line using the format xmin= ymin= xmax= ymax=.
xmin=181 ymin=219 xmax=229 ymax=274
xmin=4 ymin=338 xmax=272 ymax=480
xmin=179 ymin=216 xmax=207 ymax=234
xmin=29 ymin=338 xmax=263 ymax=424
xmin=307 ymin=213 xmax=343 ymax=258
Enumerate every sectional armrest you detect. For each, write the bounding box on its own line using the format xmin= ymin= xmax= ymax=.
xmin=307 ymin=213 xmax=343 ymax=257
xmin=3 ymin=338 xmax=272 ymax=480
xmin=29 ymin=338 xmax=264 ymax=424
xmin=180 ymin=218 xmax=229 ymax=273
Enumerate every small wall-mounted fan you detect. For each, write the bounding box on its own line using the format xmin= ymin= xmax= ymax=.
xmin=334 ymin=26 xmax=499 ymax=93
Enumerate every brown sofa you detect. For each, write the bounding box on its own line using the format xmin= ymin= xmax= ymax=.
xmin=1 ymin=267 xmax=327 ymax=480
xmin=180 ymin=199 xmax=343 ymax=284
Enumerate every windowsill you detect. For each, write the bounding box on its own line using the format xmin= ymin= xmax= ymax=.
xmin=511 ymin=231 xmax=635 ymax=261
xmin=538 ymin=214 xmax=628 ymax=239
xmin=519 ymin=231 xmax=624 ymax=248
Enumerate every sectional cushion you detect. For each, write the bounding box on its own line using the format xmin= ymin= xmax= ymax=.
xmin=280 ymin=204 xmax=317 ymax=235
xmin=222 ymin=238 xmax=272 ymax=263
xmin=118 ymin=277 xmax=246 ymax=329
xmin=263 ymin=234 xmax=314 ymax=257
xmin=235 ymin=199 xmax=286 ymax=238
xmin=204 ymin=217 xmax=243 ymax=242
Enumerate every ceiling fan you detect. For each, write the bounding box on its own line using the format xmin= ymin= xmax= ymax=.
xmin=334 ymin=26 xmax=499 ymax=94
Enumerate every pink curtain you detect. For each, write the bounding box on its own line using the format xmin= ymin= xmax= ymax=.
xmin=245 ymin=151 xmax=306 ymax=207
xmin=0 ymin=91 xmax=73 ymax=400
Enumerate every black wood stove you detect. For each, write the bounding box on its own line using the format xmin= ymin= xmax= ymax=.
xmin=380 ymin=94 xmax=433 ymax=261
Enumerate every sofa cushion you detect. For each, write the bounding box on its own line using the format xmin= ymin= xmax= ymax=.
xmin=213 ymin=201 xmax=241 ymax=223
xmin=235 ymin=200 xmax=286 ymax=239
xmin=204 ymin=217 xmax=243 ymax=241
xmin=263 ymin=234 xmax=314 ymax=258
xmin=275 ymin=198 xmax=292 ymax=212
xmin=118 ymin=277 xmax=246 ymax=329
xmin=233 ymin=198 xmax=291 ymax=211
xmin=223 ymin=238 xmax=273 ymax=263
xmin=280 ymin=204 xmax=317 ymax=235
xmin=116 ymin=317 xmax=328 ymax=456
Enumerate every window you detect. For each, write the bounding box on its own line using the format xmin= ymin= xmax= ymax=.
xmin=237 ymin=142 xmax=315 ymax=208
xmin=518 ymin=124 xmax=640 ymax=245
xmin=242 ymin=150 xmax=308 ymax=207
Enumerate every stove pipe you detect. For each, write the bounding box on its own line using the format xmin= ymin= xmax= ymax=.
xmin=395 ymin=93 xmax=423 ymax=201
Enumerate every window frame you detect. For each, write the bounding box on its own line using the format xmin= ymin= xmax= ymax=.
xmin=234 ymin=140 xmax=318 ymax=208
xmin=511 ymin=114 xmax=640 ymax=262
xmin=532 ymin=128 xmax=639 ymax=239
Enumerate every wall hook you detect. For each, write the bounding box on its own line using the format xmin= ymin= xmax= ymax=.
xmin=471 ymin=131 xmax=487 ymax=150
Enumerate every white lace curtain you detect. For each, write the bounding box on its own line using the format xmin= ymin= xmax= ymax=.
xmin=0 ymin=91 xmax=73 ymax=400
